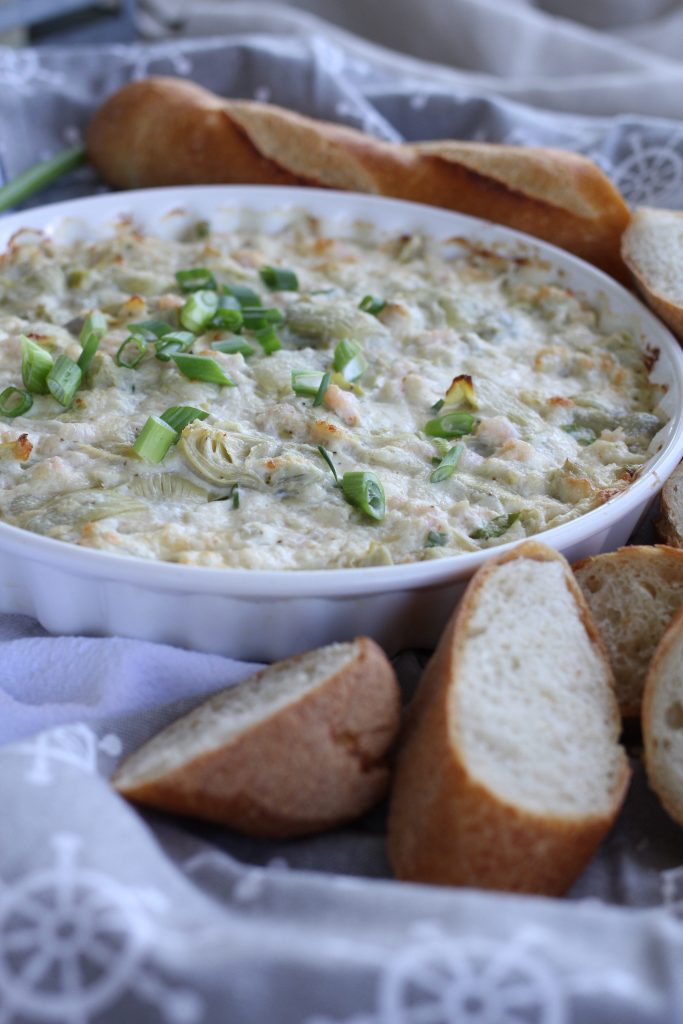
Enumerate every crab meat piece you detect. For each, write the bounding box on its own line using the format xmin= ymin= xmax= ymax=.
xmin=475 ymin=416 xmax=519 ymax=447
xmin=157 ymin=293 xmax=184 ymax=311
xmin=497 ymin=438 xmax=535 ymax=462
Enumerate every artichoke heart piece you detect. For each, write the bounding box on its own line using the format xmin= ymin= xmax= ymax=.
xmin=129 ymin=473 xmax=214 ymax=503
xmin=286 ymin=300 xmax=386 ymax=344
xmin=178 ymin=422 xmax=266 ymax=489
xmin=16 ymin=489 xmax=146 ymax=535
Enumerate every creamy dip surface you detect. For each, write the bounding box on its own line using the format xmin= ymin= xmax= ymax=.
xmin=0 ymin=213 xmax=667 ymax=570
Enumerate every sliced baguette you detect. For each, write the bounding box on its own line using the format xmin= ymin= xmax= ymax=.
xmin=574 ymin=546 xmax=683 ymax=719
xmin=643 ymin=606 xmax=683 ymax=827
xmin=657 ymin=461 xmax=683 ymax=549
xmin=86 ymin=77 xmax=630 ymax=278
xmin=621 ymin=207 xmax=683 ymax=342
xmin=387 ymin=541 xmax=629 ymax=896
xmin=113 ymin=637 xmax=401 ymax=839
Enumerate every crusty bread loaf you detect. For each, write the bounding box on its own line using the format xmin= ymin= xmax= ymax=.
xmin=643 ymin=606 xmax=683 ymax=827
xmin=86 ymin=76 xmax=630 ymax=279
xmin=657 ymin=461 xmax=683 ymax=549
xmin=574 ymin=546 xmax=683 ymax=719
xmin=387 ymin=541 xmax=629 ymax=896
xmin=113 ymin=637 xmax=401 ymax=838
xmin=622 ymin=207 xmax=683 ymax=342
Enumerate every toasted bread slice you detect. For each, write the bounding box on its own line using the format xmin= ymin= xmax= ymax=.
xmin=643 ymin=606 xmax=683 ymax=827
xmin=574 ymin=546 xmax=683 ymax=718
xmin=113 ymin=638 xmax=401 ymax=838
xmin=621 ymin=207 xmax=683 ymax=342
xmin=387 ymin=542 xmax=629 ymax=896
xmin=657 ymin=461 xmax=683 ymax=549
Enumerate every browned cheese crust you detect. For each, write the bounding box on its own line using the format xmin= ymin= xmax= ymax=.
xmin=113 ymin=637 xmax=402 ymax=839
xmin=387 ymin=541 xmax=629 ymax=896
xmin=87 ymin=77 xmax=630 ymax=278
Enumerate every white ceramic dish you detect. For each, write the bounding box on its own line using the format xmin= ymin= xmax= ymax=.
xmin=1 ymin=185 xmax=682 ymax=661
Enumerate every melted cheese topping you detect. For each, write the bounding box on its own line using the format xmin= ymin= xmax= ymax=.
xmin=0 ymin=215 xmax=665 ymax=570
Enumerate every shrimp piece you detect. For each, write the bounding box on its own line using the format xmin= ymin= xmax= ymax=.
xmin=324 ymin=384 xmax=361 ymax=426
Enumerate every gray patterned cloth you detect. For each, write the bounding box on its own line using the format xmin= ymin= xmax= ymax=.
xmin=2 ymin=9 xmax=683 ymax=1023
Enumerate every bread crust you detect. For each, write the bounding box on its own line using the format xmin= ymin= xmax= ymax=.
xmin=387 ymin=541 xmax=629 ymax=896
xmin=642 ymin=604 xmax=683 ymax=827
xmin=621 ymin=207 xmax=683 ymax=342
xmin=113 ymin=637 xmax=401 ymax=838
xmin=87 ymin=77 xmax=630 ymax=278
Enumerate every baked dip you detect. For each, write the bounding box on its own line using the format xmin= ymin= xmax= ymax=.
xmin=0 ymin=213 xmax=666 ymax=570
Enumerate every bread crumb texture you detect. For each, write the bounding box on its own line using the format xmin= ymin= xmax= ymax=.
xmin=575 ymin=546 xmax=683 ymax=716
xmin=644 ymin=607 xmax=683 ymax=826
xmin=454 ymin=558 xmax=624 ymax=817
xmin=115 ymin=641 xmax=356 ymax=787
xmin=624 ymin=208 xmax=683 ymax=303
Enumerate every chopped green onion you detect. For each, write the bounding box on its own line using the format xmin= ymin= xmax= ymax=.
xmin=0 ymin=386 xmax=32 ymax=417
xmin=259 ymin=265 xmax=299 ymax=291
xmin=255 ymin=326 xmax=282 ymax=355
xmin=175 ymin=268 xmax=217 ymax=292
xmin=425 ymin=411 xmax=475 ymax=438
xmin=224 ymin=282 xmax=261 ymax=307
xmin=127 ymin=319 xmax=173 ymax=341
xmin=154 ymin=331 xmax=195 ymax=361
xmin=78 ymin=311 xmax=107 ymax=372
xmin=232 ymin=485 xmax=240 ymax=510
xmin=116 ymin=336 xmax=147 ymax=369
xmin=313 ymin=371 xmax=331 ymax=408
xmin=470 ymin=511 xmax=521 ymax=541
xmin=160 ymin=405 xmax=209 ymax=434
xmin=333 ymin=339 xmax=368 ymax=382
xmin=171 ymin=353 xmax=235 ymax=387
xmin=292 ymin=368 xmax=325 ymax=397
xmin=317 ymin=445 xmax=339 ymax=483
xmin=47 ymin=355 xmax=82 ymax=407
xmin=133 ymin=415 xmax=177 ymax=463
xmin=210 ymin=305 xmax=244 ymax=331
xmin=211 ymin=337 xmax=255 ymax=358
xmin=179 ymin=290 xmax=220 ymax=333
xmin=21 ymin=336 xmax=53 ymax=394
xmin=343 ymin=470 xmax=384 ymax=516
xmin=359 ymin=295 xmax=386 ymax=316
xmin=242 ymin=307 xmax=284 ymax=330
xmin=342 ymin=471 xmax=386 ymax=521
xmin=426 ymin=530 xmax=448 ymax=547
xmin=432 ymin=437 xmax=451 ymax=457
xmin=561 ymin=424 xmax=597 ymax=446
xmin=0 ymin=144 xmax=86 ymax=214
xmin=431 ymin=398 xmax=445 ymax=412
xmin=430 ymin=443 xmax=464 ymax=483
xmin=195 ymin=220 xmax=210 ymax=239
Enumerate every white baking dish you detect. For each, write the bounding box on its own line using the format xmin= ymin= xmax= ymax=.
xmin=1 ymin=186 xmax=682 ymax=660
